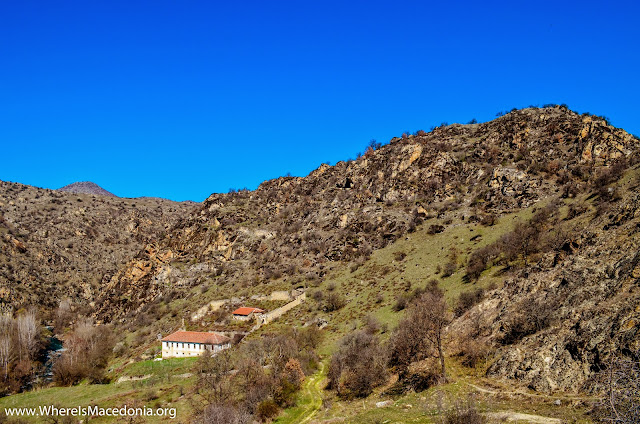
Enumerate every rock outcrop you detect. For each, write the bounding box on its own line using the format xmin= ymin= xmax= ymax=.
xmin=450 ymin=190 xmax=640 ymax=392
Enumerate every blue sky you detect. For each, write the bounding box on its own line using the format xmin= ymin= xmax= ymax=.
xmin=1 ymin=1 xmax=638 ymax=201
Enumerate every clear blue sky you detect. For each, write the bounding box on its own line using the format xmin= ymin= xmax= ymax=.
xmin=1 ymin=1 xmax=638 ymax=201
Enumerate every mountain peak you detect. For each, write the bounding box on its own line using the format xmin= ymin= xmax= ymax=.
xmin=57 ymin=181 xmax=117 ymax=197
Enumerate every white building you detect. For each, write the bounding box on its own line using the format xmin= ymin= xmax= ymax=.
xmin=161 ymin=331 xmax=231 ymax=358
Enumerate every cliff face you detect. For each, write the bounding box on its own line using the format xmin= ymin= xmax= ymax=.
xmin=0 ymin=182 xmax=195 ymax=311
xmin=95 ymin=106 xmax=638 ymax=329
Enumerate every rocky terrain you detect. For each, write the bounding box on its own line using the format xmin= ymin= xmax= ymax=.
xmin=0 ymin=182 xmax=195 ymax=314
xmin=451 ymin=175 xmax=640 ymax=392
xmin=57 ymin=181 xmax=117 ymax=197
xmin=89 ymin=106 xmax=640 ymax=396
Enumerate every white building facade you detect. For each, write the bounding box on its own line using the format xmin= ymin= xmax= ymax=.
xmin=161 ymin=331 xmax=231 ymax=358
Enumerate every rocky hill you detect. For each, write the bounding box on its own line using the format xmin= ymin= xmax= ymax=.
xmin=2 ymin=105 xmax=638 ymax=402
xmin=0 ymin=181 xmax=196 ymax=314
xmin=57 ymin=181 xmax=117 ymax=197
xmin=97 ymin=106 xmax=637 ymax=320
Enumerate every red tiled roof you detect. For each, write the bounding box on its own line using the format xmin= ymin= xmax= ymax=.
xmin=232 ymin=307 xmax=265 ymax=316
xmin=161 ymin=331 xmax=230 ymax=345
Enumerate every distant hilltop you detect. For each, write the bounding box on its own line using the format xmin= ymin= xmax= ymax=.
xmin=57 ymin=181 xmax=117 ymax=197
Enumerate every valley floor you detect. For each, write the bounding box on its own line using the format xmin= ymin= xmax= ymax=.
xmin=281 ymin=359 xmax=593 ymax=424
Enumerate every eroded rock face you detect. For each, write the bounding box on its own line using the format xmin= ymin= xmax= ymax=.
xmin=579 ymin=116 xmax=634 ymax=165
xmin=488 ymin=167 xmax=537 ymax=200
xmin=450 ymin=191 xmax=640 ymax=392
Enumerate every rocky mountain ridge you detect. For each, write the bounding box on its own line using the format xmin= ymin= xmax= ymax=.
xmin=95 ymin=106 xmax=638 ymax=326
xmin=0 ymin=181 xmax=195 ymax=313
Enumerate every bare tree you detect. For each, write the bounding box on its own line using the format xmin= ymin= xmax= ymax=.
xmin=53 ymin=318 xmax=114 ymax=385
xmin=194 ymin=349 xmax=235 ymax=405
xmin=0 ymin=335 xmax=12 ymax=380
xmin=389 ymin=283 xmax=450 ymax=382
xmin=0 ymin=313 xmax=13 ymax=337
xmin=328 ymin=330 xmax=387 ymax=398
xmin=593 ymin=354 xmax=640 ymax=423
xmin=54 ymin=299 xmax=73 ymax=332
xmin=16 ymin=309 xmax=39 ymax=362
xmin=75 ymin=317 xmax=99 ymax=353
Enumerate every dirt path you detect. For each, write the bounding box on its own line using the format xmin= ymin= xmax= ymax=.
xmin=115 ymin=374 xmax=151 ymax=384
xmin=465 ymin=381 xmax=595 ymax=423
xmin=484 ymin=411 xmax=561 ymax=423
xmin=276 ymin=362 xmax=326 ymax=424
xmin=465 ymin=381 xmax=596 ymax=401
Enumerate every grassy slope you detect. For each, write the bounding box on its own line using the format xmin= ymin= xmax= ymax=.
xmin=264 ymin=202 xmax=543 ymax=354
xmin=0 ymin=358 xmax=197 ymax=423
xmin=268 ymin=195 xmax=597 ymax=422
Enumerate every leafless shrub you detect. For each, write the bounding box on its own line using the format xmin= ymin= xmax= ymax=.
xmin=389 ymin=282 xmax=449 ymax=382
xmin=394 ymin=251 xmax=407 ymax=262
xmin=499 ymin=298 xmax=555 ymax=345
xmin=392 ymin=295 xmax=409 ymax=312
xmin=325 ymin=293 xmax=346 ymax=312
xmin=196 ymin=404 xmax=252 ymax=424
xmin=592 ymin=158 xmax=628 ymax=189
xmin=327 ymin=330 xmax=387 ymax=398
xmin=479 ymin=213 xmax=496 ymax=226
xmin=562 ymin=181 xmax=581 ymax=198
xmin=362 ymin=315 xmax=380 ymax=334
xmin=428 ymin=224 xmax=445 ymax=235
xmin=311 ymin=290 xmax=324 ymax=302
xmin=592 ymin=354 xmax=640 ymax=423
xmin=441 ymin=261 xmax=457 ymax=278
xmin=566 ymin=202 xmax=588 ymax=220
xmin=441 ymin=398 xmax=485 ymax=424
xmin=465 ymin=245 xmax=496 ymax=281
xmin=454 ymin=288 xmax=484 ymax=317
xmin=458 ymin=339 xmax=490 ymax=369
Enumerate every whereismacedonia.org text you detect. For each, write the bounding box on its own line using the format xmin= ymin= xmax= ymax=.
xmin=5 ymin=404 xmax=177 ymax=419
